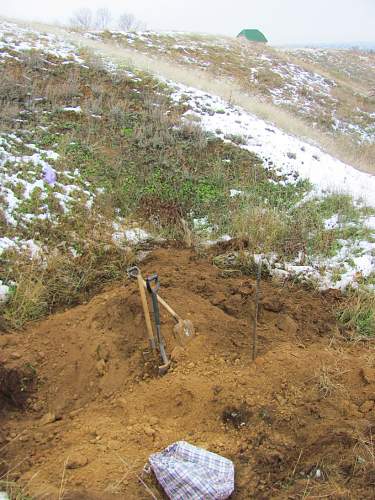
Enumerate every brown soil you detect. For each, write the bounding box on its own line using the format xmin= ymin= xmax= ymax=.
xmin=1 ymin=247 xmax=375 ymax=499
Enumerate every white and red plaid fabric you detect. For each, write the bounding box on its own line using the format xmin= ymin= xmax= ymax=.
xmin=149 ymin=441 xmax=235 ymax=499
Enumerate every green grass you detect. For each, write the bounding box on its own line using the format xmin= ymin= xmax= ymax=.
xmin=337 ymin=288 xmax=375 ymax=338
xmin=0 ymin=481 xmax=32 ymax=500
xmin=0 ymin=44 xmax=374 ymax=333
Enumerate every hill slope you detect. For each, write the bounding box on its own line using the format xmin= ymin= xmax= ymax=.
xmin=0 ymin=20 xmax=374 ymax=324
xmin=82 ymin=29 xmax=375 ymax=174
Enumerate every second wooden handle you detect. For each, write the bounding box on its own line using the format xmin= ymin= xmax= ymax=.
xmin=141 ymin=278 xmax=181 ymax=323
xmin=137 ymin=274 xmax=156 ymax=350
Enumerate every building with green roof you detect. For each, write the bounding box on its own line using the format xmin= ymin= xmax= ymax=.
xmin=237 ymin=29 xmax=268 ymax=43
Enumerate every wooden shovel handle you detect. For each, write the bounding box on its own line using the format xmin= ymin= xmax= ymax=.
xmin=137 ymin=274 xmax=156 ymax=350
xmin=141 ymin=278 xmax=181 ymax=323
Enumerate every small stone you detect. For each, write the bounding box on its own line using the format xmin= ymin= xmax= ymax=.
xmin=143 ymin=426 xmax=155 ymax=438
xmin=360 ymin=400 xmax=375 ymax=413
xmin=276 ymin=315 xmax=298 ymax=335
xmin=135 ymin=314 xmax=143 ymax=326
xmin=275 ymin=394 xmax=286 ymax=405
xmin=361 ymin=368 xmax=375 ymax=385
xmin=96 ymin=344 xmax=110 ymax=362
xmin=32 ymin=401 xmax=44 ymax=412
xmin=0 ymin=336 xmax=9 ymax=348
xmin=170 ymin=346 xmax=186 ymax=362
xmin=10 ymin=352 xmax=21 ymax=360
xmin=136 ymin=250 xmax=151 ymax=263
xmin=262 ymin=298 xmax=283 ymax=313
xmin=116 ymin=398 xmax=128 ymax=410
xmin=211 ymin=293 xmax=226 ymax=306
xmin=96 ymin=359 xmax=106 ymax=377
xmin=238 ymin=286 xmax=253 ymax=296
xmin=40 ymin=412 xmax=56 ymax=425
xmin=66 ymin=453 xmax=88 ymax=469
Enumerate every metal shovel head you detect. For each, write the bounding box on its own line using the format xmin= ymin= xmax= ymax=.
xmin=158 ymin=343 xmax=170 ymax=375
xmin=173 ymin=320 xmax=195 ymax=345
xmin=158 ymin=361 xmax=171 ymax=376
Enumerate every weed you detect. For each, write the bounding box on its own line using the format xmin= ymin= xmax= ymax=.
xmin=1 ymin=213 xmax=135 ymax=328
xmin=315 ymin=364 xmax=345 ymax=398
xmin=0 ymin=480 xmax=32 ymax=500
xmin=337 ymin=288 xmax=375 ymax=338
xmin=224 ymin=133 xmax=247 ymax=145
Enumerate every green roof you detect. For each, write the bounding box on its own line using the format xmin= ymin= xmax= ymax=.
xmin=237 ymin=29 xmax=268 ymax=43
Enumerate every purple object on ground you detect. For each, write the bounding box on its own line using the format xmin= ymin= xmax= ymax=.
xmin=149 ymin=441 xmax=235 ymax=499
xmin=43 ymin=165 xmax=57 ymax=185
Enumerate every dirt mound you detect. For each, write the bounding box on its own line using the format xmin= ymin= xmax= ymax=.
xmin=1 ymin=248 xmax=375 ymax=498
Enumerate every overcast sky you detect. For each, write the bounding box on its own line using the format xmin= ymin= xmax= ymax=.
xmin=1 ymin=0 xmax=374 ymax=44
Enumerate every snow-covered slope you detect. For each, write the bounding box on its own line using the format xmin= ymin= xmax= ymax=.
xmin=82 ymin=30 xmax=375 ymax=159
xmin=170 ymin=82 xmax=375 ymax=207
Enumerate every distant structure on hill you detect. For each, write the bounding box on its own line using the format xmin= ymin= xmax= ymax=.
xmin=237 ymin=29 xmax=268 ymax=43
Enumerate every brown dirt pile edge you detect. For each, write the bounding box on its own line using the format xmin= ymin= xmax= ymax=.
xmin=1 ymin=247 xmax=375 ymax=498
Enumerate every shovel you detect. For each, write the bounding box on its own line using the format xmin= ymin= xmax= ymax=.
xmin=146 ymin=274 xmax=171 ymax=375
xmin=128 ymin=267 xmax=194 ymax=344
xmin=127 ymin=266 xmax=156 ymax=352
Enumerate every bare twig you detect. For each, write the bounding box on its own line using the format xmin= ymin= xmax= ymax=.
xmin=0 ymin=457 xmax=28 ymax=480
xmin=58 ymin=456 xmax=69 ymax=500
xmin=0 ymin=430 xmax=26 ymax=453
xmin=116 ymin=454 xmax=159 ymax=499
xmin=291 ymin=449 xmax=303 ymax=478
xmin=252 ymin=258 xmax=262 ymax=361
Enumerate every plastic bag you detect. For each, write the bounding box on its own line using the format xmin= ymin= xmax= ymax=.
xmin=149 ymin=441 xmax=234 ymax=500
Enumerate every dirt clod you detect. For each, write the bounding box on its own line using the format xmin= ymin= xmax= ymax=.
xmin=361 ymin=367 xmax=375 ymax=384
xmin=96 ymin=359 xmax=107 ymax=377
xmin=276 ymin=314 xmax=298 ymax=335
xmin=262 ymin=297 xmax=283 ymax=312
xmin=66 ymin=453 xmax=89 ymax=469
xmin=40 ymin=412 xmax=57 ymax=425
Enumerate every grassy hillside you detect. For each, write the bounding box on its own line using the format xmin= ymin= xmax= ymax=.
xmin=0 ymin=21 xmax=374 ymax=336
xmin=84 ymin=30 xmax=375 ymax=174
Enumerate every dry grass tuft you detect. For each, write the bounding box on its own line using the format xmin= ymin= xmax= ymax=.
xmin=315 ymin=364 xmax=346 ymax=398
xmin=337 ymin=289 xmax=375 ymax=338
xmin=1 ymin=215 xmax=135 ymax=329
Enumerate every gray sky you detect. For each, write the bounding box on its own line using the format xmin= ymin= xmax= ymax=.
xmin=1 ymin=0 xmax=374 ymax=44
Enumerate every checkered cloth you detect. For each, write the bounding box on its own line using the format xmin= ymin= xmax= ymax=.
xmin=149 ymin=441 xmax=234 ymax=499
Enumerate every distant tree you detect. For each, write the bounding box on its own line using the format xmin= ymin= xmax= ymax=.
xmin=118 ymin=12 xmax=146 ymax=32
xmin=95 ymin=8 xmax=112 ymax=30
xmin=69 ymin=8 xmax=93 ymax=31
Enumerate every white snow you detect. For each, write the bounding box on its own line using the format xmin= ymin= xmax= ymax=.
xmin=0 ymin=236 xmax=42 ymax=258
xmin=112 ymin=225 xmax=150 ymax=244
xmin=63 ymin=106 xmax=82 ymax=113
xmin=0 ymin=21 xmax=85 ymax=64
xmin=169 ymin=82 xmax=375 ymax=208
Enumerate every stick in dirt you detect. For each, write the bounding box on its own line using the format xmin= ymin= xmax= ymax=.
xmin=252 ymin=258 xmax=262 ymax=361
